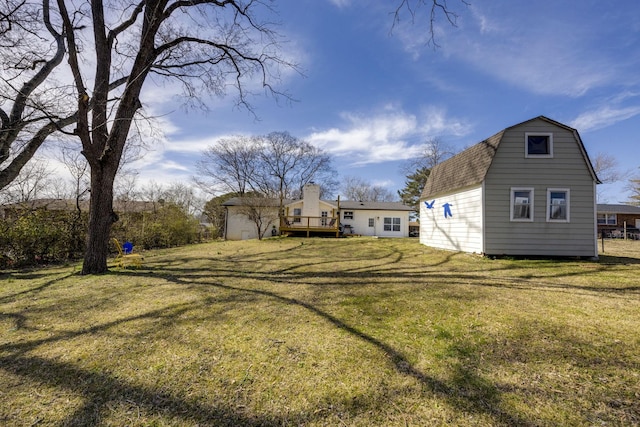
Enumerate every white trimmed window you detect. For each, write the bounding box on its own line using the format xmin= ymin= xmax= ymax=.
xmin=293 ymin=208 xmax=301 ymax=223
xmin=510 ymin=188 xmax=534 ymax=222
xmin=547 ymin=189 xmax=570 ymax=222
xmin=343 ymin=211 xmax=353 ymax=220
xmin=597 ymin=213 xmax=617 ymax=225
xmin=383 ymin=217 xmax=401 ymax=232
xmin=368 ymin=218 xmax=374 ymax=227
xmin=525 ymin=133 xmax=553 ymax=158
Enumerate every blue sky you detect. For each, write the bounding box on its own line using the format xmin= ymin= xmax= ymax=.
xmin=131 ymin=0 xmax=640 ymax=203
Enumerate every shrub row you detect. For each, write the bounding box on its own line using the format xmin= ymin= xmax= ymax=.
xmin=0 ymin=203 xmax=210 ymax=268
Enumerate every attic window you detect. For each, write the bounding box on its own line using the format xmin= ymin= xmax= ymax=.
xmin=525 ymin=133 xmax=553 ymax=158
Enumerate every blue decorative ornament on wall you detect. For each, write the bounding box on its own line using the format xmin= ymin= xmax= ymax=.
xmin=443 ymin=203 xmax=453 ymax=218
xmin=424 ymin=200 xmax=435 ymax=209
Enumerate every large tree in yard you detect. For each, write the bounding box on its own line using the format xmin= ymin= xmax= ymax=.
xmin=0 ymin=0 xmax=293 ymax=273
xmin=1 ymin=0 xmax=467 ymax=274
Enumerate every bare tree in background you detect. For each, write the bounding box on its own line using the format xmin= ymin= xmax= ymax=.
xmin=401 ymin=137 xmax=454 ymax=175
xmin=194 ymin=136 xmax=261 ymax=196
xmin=196 ymin=132 xmax=337 ymax=221
xmin=257 ymin=132 xmax=336 ymax=210
xmin=627 ymin=175 xmax=640 ymax=206
xmin=0 ymin=158 xmax=56 ymax=204
xmin=1 ymin=0 xmax=295 ymax=273
xmin=162 ymin=182 xmax=203 ymax=217
xmin=59 ymin=147 xmax=90 ymax=204
xmin=341 ymin=176 xmax=396 ymax=202
xmin=591 ymin=152 xmax=632 ymax=203
xmin=593 ymin=153 xmax=624 ymax=185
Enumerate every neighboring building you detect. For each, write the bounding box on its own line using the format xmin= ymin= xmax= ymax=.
xmin=597 ymin=204 xmax=640 ymax=237
xmin=0 ymin=199 xmax=85 ymax=219
xmin=420 ymin=116 xmax=600 ymax=258
xmin=409 ymin=221 xmax=420 ymax=237
xmin=223 ymin=197 xmax=285 ymax=240
xmin=223 ymin=183 xmax=413 ymax=240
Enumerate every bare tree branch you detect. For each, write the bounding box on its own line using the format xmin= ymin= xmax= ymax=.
xmin=392 ymin=0 xmax=470 ymax=47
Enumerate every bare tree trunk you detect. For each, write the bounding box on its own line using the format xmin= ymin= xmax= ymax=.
xmin=81 ymin=166 xmax=117 ymax=274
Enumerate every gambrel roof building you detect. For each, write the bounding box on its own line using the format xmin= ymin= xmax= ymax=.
xmin=420 ymin=116 xmax=600 ymax=258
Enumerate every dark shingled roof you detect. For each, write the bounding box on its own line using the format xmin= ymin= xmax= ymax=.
xmin=422 ymin=131 xmax=503 ymax=198
xmin=223 ymin=197 xmax=412 ymax=211
xmin=339 ymin=200 xmax=413 ymax=211
xmin=597 ymin=204 xmax=640 ymax=214
xmin=222 ymin=197 xmax=293 ymax=207
xmin=421 ymin=116 xmax=599 ymax=199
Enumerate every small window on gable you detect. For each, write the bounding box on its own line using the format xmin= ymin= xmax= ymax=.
xmin=511 ymin=188 xmax=534 ymax=222
xmin=525 ymin=133 xmax=553 ymax=158
xmin=547 ymin=188 xmax=570 ymax=222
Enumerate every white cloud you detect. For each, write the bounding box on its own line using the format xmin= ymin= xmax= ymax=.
xmin=418 ymin=106 xmax=470 ymax=136
xmin=397 ymin=2 xmax=632 ymax=98
xmin=328 ymin=0 xmax=351 ymax=8
xmin=306 ymin=105 xmax=470 ymax=165
xmin=160 ymin=160 xmax=190 ymax=172
xmin=571 ymin=105 xmax=640 ymax=133
xmin=163 ymin=137 xmax=218 ymax=154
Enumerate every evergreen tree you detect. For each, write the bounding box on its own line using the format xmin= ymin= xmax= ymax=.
xmin=398 ymin=167 xmax=431 ymax=218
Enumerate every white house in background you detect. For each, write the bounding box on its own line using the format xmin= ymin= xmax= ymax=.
xmin=420 ymin=116 xmax=600 ymax=258
xmin=223 ymin=183 xmax=413 ymax=240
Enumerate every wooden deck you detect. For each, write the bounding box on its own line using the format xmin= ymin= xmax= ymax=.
xmin=279 ymin=216 xmax=341 ymax=237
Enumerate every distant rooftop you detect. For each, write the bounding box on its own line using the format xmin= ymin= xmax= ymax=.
xmin=597 ymin=204 xmax=640 ymax=214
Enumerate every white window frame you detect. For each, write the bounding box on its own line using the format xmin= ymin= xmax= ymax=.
xmin=368 ymin=218 xmax=374 ymax=227
xmin=547 ymin=188 xmax=570 ymax=222
xmin=343 ymin=211 xmax=353 ymax=220
xmin=525 ymin=132 xmax=553 ymax=158
xmin=597 ymin=213 xmax=617 ymax=225
xmin=383 ymin=217 xmax=401 ymax=232
xmin=510 ymin=187 xmax=534 ymax=222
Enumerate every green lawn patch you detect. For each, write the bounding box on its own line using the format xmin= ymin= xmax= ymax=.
xmin=1 ymin=238 xmax=639 ymax=426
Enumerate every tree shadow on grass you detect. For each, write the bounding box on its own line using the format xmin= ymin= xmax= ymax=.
xmin=4 ymin=237 xmax=637 ymax=426
xmin=152 ymin=272 xmax=537 ymax=426
xmin=1 ymin=261 xmax=537 ymax=425
xmin=0 ymin=271 xmax=75 ymax=304
xmin=0 ymin=354 xmax=291 ymax=426
xmin=597 ymin=254 xmax=640 ymax=265
xmin=0 ymin=297 xmax=322 ymax=426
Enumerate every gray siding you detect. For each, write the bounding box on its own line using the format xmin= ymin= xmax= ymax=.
xmin=483 ymin=119 xmax=597 ymax=257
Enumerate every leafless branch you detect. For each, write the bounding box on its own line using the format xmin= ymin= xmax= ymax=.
xmin=391 ymin=0 xmax=470 ymax=47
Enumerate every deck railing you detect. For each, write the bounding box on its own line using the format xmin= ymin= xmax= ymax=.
xmin=280 ymin=215 xmax=339 ymax=230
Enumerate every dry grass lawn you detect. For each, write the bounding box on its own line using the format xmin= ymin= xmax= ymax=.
xmin=1 ymin=237 xmax=639 ymax=426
